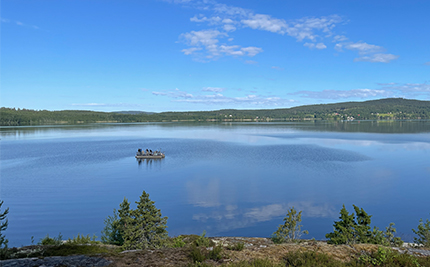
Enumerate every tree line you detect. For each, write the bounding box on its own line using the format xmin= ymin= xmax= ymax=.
xmin=1 ymin=98 xmax=430 ymax=126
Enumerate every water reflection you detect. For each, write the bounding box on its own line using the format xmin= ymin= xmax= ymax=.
xmin=136 ymin=158 xmax=164 ymax=169
xmin=2 ymin=121 xmax=430 ymax=246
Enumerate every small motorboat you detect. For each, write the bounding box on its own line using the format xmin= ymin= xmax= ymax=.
xmin=135 ymin=148 xmax=165 ymax=159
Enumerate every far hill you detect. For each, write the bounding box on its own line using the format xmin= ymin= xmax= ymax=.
xmin=1 ymin=98 xmax=429 ymax=126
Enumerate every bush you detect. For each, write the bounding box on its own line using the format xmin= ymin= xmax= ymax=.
xmin=194 ymin=231 xmax=213 ymax=247
xmin=0 ymin=200 xmax=10 ymax=260
xmin=66 ymin=234 xmax=99 ymax=245
xmin=189 ymin=245 xmax=206 ymax=263
xmin=39 ymin=233 xmax=63 ymax=246
xmin=208 ymin=245 xmax=223 ymax=261
xmin=169 ymin=235 xmax=186 ymax=248
xmin=412 ymin=214 xmax=430 ymax=247
xmin=271 ymin=207 xmax=308 ymax=244
xmin=284 ymin=250 xmax=345 ymax=267
xmin=227 ymin=242 xmax=245 ymax=251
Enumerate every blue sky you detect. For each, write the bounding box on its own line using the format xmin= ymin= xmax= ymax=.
xmin=1 ymin=0 xmax=429 ymax=112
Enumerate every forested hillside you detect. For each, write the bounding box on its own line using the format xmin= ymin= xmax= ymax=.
xmin=1 ymin=98 xmax=429 ymax=126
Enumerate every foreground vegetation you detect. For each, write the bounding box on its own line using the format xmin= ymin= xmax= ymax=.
xmin=1 ymin=98 xmax=430 ymax=126
xmin=1 ymin=194 xmax=430 ymax=266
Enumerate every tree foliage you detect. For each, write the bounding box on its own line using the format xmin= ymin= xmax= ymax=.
xmin=326 ymin=205 xmax=402 ymax=246
xmin=102 ymin=192 xmax=168 ymax=250
xmin=271 ymin=207 xmax=308 ymax=243
xmin=0 ymin=200 xmax=10 ymax=260
xmin=2 ymin=98 xmax=430 ymax=126
xmin=412 ymin=214 xmax=430 ymax=247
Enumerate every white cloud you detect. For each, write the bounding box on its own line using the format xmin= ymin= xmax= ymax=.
xmin=354 ymin=53 xmax=399 ymax=63
xmin=293 ymin=89 xmax=392 ymax=99
xmin=271 ymin=66 xmax=283 ymax=70
xmin=202 ymin=87 xmax=225 ymax=92
xmin=223 ymin=24 xmax=236 ymax=32
xmin=291 ymin=82 xmax=430 ymax=100
xmin=167 ymin=0 xmax=397 ymax=63
xmin=181 ymin=47 xmax=202 ymax=55
xmin=1 ymin=17 xmax=40 ymax=29
xmin=152 ymin=88 xmax=295 ymax=106
xmin=152 ymin=88 xmax=194 ymax=98
xmin=241 ymin=14 xmax=288 ymax=34
xmin=71 ymin=103 xmax=142 ymax=107
xmin=304 ymin=42 xmax=327 ymax=50
xmin=190 ymin=15 xmax=222 ymax=25
xmin=333 ymin=35 xmax=348 ymax=42
xmin=378 ymin=83 xmax=430 ymax=94
xmin=180 ymin=29 xmax=262 ymax=59
xmin=245 ymin=60 xmax=258 ymax=65
xmin=343 ymin=41 xmax=384 ymax=55
xmin=424 ymin=61 xmax=430 ymax=66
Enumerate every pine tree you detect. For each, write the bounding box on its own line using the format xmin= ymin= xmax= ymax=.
xmin=326 ymin=204 xmax=356 ymax=244
xmin=353 ymin=205 xmax=372 ymax=243
xmin=121 ymin=191 xmax=168 ymax=250
xmin=271 ymin=207 xmax=308 ymax=243
xmin=0 ymin=200 xmax=10 ymax=260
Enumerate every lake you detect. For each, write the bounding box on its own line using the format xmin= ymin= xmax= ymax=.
xmin=1 ymin=121 xmax=430 ymax=247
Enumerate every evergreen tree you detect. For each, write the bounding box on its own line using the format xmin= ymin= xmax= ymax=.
xmin=101 ymin=209 xmax=123 ymax=245
xmin=412 ymin=214 xmax=430 ymax=248
xmin=353 ymin=205 xmax=372 ymax=243
xmin=121 ymin=191 xmax=168 ymax=250
xmin=0 ymin=200 xmax=10 ymax=260
xmin=271 ymin=207 xmax=308 ymax=243
xmin=326 ymin=205 xmax=402 ymax=246
xmin=326 ymin=205 xmax=356 ymax=244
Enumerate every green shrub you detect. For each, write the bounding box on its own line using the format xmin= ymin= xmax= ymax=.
xmin=194 ymin=231 xmax=213 ymax=247
xmin=227 ymin=242 xmax=245 ymax=251
xmin=39 ymin=233 xmax=63 ymax=246
xmin=189 ymin=245 xmax=206 ymax=263
xmin=359 ymin=246 xmax=429 ymax=267
xmin=271 ymin=207 xmax=308 ymax=244
xmin=208 ymin=245 xmax=223 ymax=261
xmin=167 ymin=235 xmax=186 ymax=248
xmin=284 ymin=250 xmax=346 ymax=267
xmin=66 ymin=234 xmax=99 ymax=245
xmin=412 ymin=214 xmax=430 ymax=247
xmin=226 ymin=258 xmax=284 ymax=267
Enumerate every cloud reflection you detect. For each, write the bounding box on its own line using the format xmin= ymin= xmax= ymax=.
xmin=192 ymin=201 xmax=336 ymax=233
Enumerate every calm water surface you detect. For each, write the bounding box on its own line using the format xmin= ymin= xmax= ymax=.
xmin=1 ymin=121 xmax=430 ymax=247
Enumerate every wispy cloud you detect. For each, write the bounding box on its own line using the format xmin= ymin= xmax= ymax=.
xmin=71 ymin=103 xmax=142 ymax=107
xmin=152 ymin=88 xmax=295 ymax=106
xmin=354 ymin=53 xmax=399 ymax=63
xmin=335 ymin=41 xmax=398 ymax=63
xmin=166 ymin=0 xmax=398 ymax=63
xmin=304 ymin=42 xmax=327 ymax=50
xmin=292 ymin=82 xmax=430 ymax=100
xmin=293 ymin=89 xmax=392 ymax=99
xmin=152 ymin=88 xmax=194 ymax=98
xmin=180 ymin=29 xmax=263 ymax=60
xmin=1 ymin=17 xmax=41 ymax=30
xmin=378 ymin=82 xmax=430 ymax=95
xmin=202 ymin=87 xmax=225 ymax=92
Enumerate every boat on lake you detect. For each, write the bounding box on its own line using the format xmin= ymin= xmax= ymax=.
xmin=135 ymin=148 xmax=165 ymax=159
